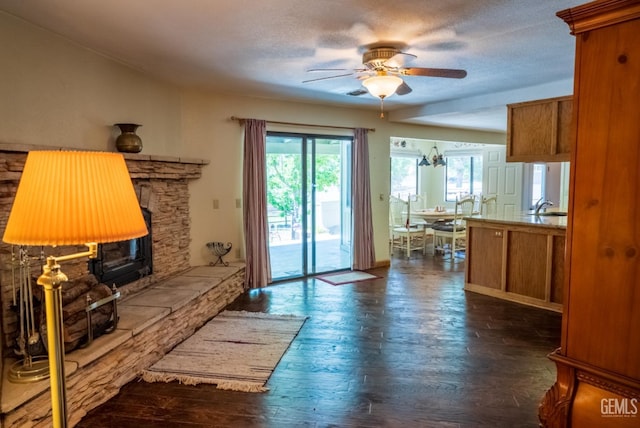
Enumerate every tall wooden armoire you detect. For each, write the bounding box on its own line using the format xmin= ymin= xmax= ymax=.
xmin=539 ymin=1 xmax=640 ymax=426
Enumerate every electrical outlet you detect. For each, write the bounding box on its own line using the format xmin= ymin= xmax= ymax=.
xmin=235 ymin=198 xmax=241 ymax=208
xmin=212 ymin=199 xmax=219 ymax=209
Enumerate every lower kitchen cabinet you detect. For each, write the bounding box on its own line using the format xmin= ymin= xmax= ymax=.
xmin=465 ymin=218 xmax=565 ymax=312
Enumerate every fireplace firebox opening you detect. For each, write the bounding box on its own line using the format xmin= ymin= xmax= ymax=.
xmin=89 ymin=208 xmax=152 ymax=286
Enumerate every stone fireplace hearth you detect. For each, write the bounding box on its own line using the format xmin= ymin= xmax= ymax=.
xmin=3 ymin=264 xmax=245 ymax=427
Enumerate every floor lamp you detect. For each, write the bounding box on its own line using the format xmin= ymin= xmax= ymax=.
xmin=2 ymin=151 xmax=148 ymax=428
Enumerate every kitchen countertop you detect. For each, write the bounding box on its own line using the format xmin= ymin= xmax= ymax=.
xmin=465 ymin=210 xmax=567 ymax=230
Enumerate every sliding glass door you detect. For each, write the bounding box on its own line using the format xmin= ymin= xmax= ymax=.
xmin=266 ymin=132 xmax=352 ymax=280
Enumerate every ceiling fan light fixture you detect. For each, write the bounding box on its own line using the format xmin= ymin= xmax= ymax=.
xmin=362 ymin=74 xmax=403 ymax=118
xmin=362 ymin=75 xmax=403 ymax=99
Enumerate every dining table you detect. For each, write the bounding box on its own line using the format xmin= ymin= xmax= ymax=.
xmin=409 ymin=208 xmax=457 ymax=223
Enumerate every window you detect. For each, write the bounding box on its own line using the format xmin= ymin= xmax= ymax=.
xmin=390 ymin=157 xmax=418 ymax=200
xmin=445 ymin=154 xmax=483 ymax=201
xmin=530 ymin=164 xmax=546 ymax=208
xmin=522 ymin=163 xmax=547 ymax=210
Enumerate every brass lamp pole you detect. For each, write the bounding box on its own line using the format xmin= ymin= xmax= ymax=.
xmin=36 ymin=246 xmax=97 ymax=426
xmin=3 ymin=151 xmax=147 ymax=428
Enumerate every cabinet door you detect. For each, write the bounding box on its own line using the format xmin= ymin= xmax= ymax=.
xmin=506 ymin=231 xmax=547 ymax=299
xmin=466 ymin=226 xmax=503 ymax=290
xmin=506 ymin=96 xmax=572 ymax=162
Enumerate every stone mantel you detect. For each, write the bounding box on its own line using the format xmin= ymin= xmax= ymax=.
xmin=0 ymin=142 xmax=210 ymax=178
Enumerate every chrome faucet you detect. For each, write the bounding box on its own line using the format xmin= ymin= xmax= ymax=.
xmin=534 ymin=198 xmax=554 ymax=215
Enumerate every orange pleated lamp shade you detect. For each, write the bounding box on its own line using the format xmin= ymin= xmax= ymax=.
xmin=3 ymin=151 xmax=148 ymax=246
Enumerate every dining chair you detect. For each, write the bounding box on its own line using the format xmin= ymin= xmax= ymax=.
xmin=480 ymin=194 xmax=498 ymax=216
xmin=431 ymin=194 xmax=476 ymax=260
xmin=412 ymin=193 xmax=428 ymax=210
xmin=389 ymin=195 xmax=429 ymax=258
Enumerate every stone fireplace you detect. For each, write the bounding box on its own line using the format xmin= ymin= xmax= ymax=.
xmin=0 ymin=145 xmax=247 ymax=427
xmin=0 ymin=145 xmax=208 ymax=363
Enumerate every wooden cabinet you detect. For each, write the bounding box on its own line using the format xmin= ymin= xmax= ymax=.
xmin=465 ymin=219 xmax=565 ymax=312
xmin=539 ymin=2 xmax=640 ymax=427
xmin=506 ymin=95 xmax=572 ymax=162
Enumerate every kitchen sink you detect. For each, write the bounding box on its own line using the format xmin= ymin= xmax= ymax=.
xmin=528 ymin=211 xmax=568 ymax=217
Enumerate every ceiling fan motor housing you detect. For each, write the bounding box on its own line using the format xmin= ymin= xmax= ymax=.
xmin=362 ymin=47 xmax=401 ymax=70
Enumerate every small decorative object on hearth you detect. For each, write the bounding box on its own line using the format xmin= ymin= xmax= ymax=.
xmin=207 ymin=241 xmax=232 ymax=267
xmin=114 ymin=123 xmax=143 ymax=153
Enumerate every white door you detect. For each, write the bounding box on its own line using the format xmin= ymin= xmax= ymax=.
xmin=483 ymin=146 xmax=523 ymax=216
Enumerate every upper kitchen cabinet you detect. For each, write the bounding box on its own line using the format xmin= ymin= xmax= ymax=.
xmin=506 ymin=95 xmax=573 ymax=162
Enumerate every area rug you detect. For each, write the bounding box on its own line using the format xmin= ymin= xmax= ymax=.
xmin=141 ymin=310 xmax=307 ymax=392
xmin=316 ymin=270 xmax=381 ymax=286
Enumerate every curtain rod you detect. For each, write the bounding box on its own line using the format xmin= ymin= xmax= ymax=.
xmin=230 ymin=116 xmax=375 ymax=132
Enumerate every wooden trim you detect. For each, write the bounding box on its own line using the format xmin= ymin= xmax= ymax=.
xmin=230 ymin=116 xmax=375 ymax=132
xmin=550 ymin=100 xmax=559 ymax=156
xmin=549 ymin=352 xmax=640 ymax=393
xmin=466 ymin=218 xmax=566 ymax=235
xmin=506 ymin=95 xmax=573 ymax=109
xmin=558 ymin=0 xmax=640 ymax=35
xmin=545 ymin=234 xmax=554 ymax=303
xmin=539 ymin=349 xmax=576 ymax=427
xmin=501 ymin=229 xmax=508 ymax=292
xmin=373 ymin=259 xmax=391 ymax=268
xmin=464 ymin=282 xmax=563 ymax=313
xmin=505 ymin=153 xmax=571 ymax=163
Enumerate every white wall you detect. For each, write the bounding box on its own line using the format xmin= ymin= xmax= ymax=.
xmin=0 ymin=12 xmax=183 ymax=154
xmin=1 ymin=11 xmax=507 ymax=267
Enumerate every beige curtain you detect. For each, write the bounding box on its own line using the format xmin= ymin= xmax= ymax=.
xmin=242 ymin=119 xmax=271 ymax=289
xmin=351 ymin=128 xmax=376 ymax=270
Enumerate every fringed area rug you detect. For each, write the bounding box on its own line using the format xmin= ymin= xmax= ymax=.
xmin=141 ymin=310 xmax=307 ymax=392
xmin=316 ymin=270 xmax=381 ymax=286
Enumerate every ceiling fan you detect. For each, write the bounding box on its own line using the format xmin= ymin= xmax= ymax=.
xmin=304 ymin=46 xmax=467 ymax=117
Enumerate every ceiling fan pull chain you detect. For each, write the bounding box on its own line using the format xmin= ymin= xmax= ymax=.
xmin=379 ymin=96 xmax=385 ymax=119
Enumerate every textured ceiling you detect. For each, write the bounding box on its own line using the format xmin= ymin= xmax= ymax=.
xmin=1 ymin=0 xmax=584 ymax=132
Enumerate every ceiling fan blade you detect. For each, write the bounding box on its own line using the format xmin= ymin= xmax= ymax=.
xmin=385 ymin=52 xmax=417 ymax=69
xmin=402 ymin=67 xmax=467 ymax=79
xmin=306 ymin=68 xmax=350 ymax=72
xmin=347 ymin=88 xmax=368 ymax=96
xmin=395 ymin=81 xmax=412 ymax=96
xmin=302 ymin=72 xmax=354 ymax=83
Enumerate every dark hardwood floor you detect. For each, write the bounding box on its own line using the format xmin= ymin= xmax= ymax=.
xmin=78 ymin=255 xmax=561 ymax=427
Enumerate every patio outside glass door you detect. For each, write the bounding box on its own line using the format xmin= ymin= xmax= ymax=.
xmin=266 ymin=132 xmax=352 ymax=280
